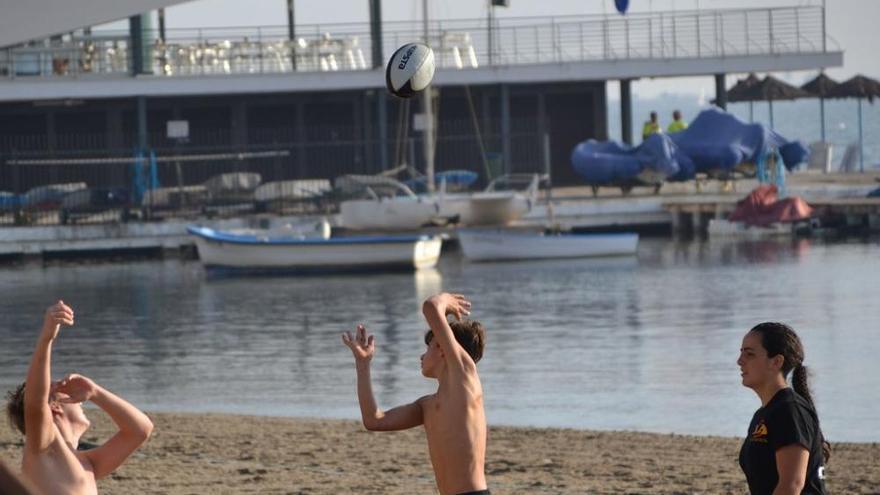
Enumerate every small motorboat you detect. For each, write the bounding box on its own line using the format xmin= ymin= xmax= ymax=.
xmin=187 ymin=225 xmax=442 ymax=273
xmin=457 ymin=228 xmax=638 ymax=262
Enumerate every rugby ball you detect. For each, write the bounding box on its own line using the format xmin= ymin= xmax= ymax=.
xmin=385 ymin=43 xmax=435 ymax=98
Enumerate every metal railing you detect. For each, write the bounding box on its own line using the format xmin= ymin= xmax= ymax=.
xmin=0 ymin=129 xmax=544 ymax=226
xmin=0 ymin=6 xmax=832 ymax=80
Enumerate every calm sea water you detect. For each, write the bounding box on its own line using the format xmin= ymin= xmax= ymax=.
xmin=608 ymin=94 xmax=880 ymax=170
xmin=0 ymin=237 xmax=878 ymax=442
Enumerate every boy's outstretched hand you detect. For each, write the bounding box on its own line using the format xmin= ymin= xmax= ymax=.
xmin=342 ymin=324 xmax=376 ymax=363
xmin=53 ymin=373 xmax=98 ymax=404
xmin=431 ymin=293 xmax=472 ymax=321
xmin=41 ymin=300 xmax=74 ymax=341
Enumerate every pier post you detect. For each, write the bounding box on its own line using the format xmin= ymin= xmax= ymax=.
xmin=692 ymin=211 xmax=703 ymax=235
xmin=714 ymin=73 xmax=727 ymax=110
xmin=369 ymin=0 xmax=383 ymax=68
xmin=620 ymin=78 xmax=633 ymax=145
xmin=501 ymin=83 xmax=511 ymax=174
xmin=669 ymin=206 xmax=682 ymax=235
xmin=287 ymin=0 xmax=297 ymax=70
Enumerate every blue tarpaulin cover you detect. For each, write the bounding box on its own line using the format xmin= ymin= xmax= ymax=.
xmin=571 ymin=108 xmax=808 ymax=186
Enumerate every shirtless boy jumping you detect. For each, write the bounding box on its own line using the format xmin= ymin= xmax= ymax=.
xmin=5 ymin=301 xmax=154 ymax=495
xmin=342 ymin=293 xmax=488 ymax=495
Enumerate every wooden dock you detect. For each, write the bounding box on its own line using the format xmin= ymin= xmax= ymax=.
xmin=662 ymin=195 xmax=880 ymax=234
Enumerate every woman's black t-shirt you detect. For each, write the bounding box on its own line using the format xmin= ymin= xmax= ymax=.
xmin=739 ymin=387 xmax=827 ymax=494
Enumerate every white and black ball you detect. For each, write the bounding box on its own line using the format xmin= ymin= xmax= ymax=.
xmin=385 ymin=43 xmax=435 ymax=99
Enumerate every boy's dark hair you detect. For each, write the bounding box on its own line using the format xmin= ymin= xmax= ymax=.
xmin=424 ymin=320 xmax=485 ymax=363
xmin=5 ymin=383 xmax=26 ymax=435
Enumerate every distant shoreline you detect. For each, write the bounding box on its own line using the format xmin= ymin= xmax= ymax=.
xmin=3 ymin=411 xmax=878 ymax=494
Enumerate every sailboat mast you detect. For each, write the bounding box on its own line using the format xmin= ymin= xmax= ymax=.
xmin=422 ymin=0 xmax=436 ymax=192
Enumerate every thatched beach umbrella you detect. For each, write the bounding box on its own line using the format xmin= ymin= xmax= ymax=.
xmin=729 ymin=75 xmax=811 ymax=129
xmin=801 ymin=72 xmax=839 ymax=142
xmin=725 ymin=73 xmax=761 ymax=121
xmin=827 ymin=74 xmax=880 ymax=172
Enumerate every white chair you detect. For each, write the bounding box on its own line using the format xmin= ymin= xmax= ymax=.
xmin=439 ymin=32 xmax=479 ymax=69
xmin=806 ymin=141 xmax=833 ymax=174
xmin=838 ymin=143 xmax=860 ymax=173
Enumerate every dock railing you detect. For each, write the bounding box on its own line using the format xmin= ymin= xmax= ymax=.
xmin=0 ymin=6 xmax=835 ymax=80
xmin=0 ymin=126 xmax=546 ymax=227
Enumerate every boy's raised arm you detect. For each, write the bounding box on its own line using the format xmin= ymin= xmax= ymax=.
xmin=342 ymin=325 xmax=423 ymax=431
xmin=422 ymin=293 xmax=472 ymax=371
xmin=23 ymin=301 xmax=74 ymax=453
xmin=55 ymin=374 xmax=153 ymax=479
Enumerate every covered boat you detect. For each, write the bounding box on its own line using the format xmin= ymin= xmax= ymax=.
xmin=571 ymin=108 xmax=809 ymax=188
xmin=187 ymin=225 xmax=442 ymax=273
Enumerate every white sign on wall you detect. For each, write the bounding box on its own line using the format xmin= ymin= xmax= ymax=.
xmin=166 ymin=120 xmax=189 ymax=139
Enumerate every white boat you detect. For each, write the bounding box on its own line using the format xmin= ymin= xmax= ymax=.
xmin=457 ymin=228 xmax=639 ymax=262
xmin=187 ymin=225 xmax=442 ymax=272
xmin=338 ymin=175 xmax=450 ymax=230
xmin=338 ymin=174 xmax=537 ymax=230
xmin=437 ymin=175 xmax=539 ymax=226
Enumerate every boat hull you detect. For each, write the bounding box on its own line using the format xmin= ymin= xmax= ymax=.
xmin=339 ymin=197 xmax=444 ymax=229
xmin=339 ymin=192 xmax=531 ymax=230
xmin=188 ymin=226 xmax=442 ymax=273
xmin=458 ymin=229 xmax=638 ymax=262
xmin=439 ymin=192 xmax=531 ymax=226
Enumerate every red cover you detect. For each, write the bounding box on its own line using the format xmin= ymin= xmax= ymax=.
xmin=727 ymin=185 xmax=813 ymax=227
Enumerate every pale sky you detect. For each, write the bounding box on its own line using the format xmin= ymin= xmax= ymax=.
xmin=100 ymin=0 xmax=880 ymax=98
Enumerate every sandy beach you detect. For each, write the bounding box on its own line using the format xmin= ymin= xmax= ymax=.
xmin=2 ymin=411 xmax=878 ymax=494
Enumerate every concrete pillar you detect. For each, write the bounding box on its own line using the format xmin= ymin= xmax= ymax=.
xmin=595 ymin=82 xmax=609 ymax=140
xmin=129 ymin=16 xmax=144 ymax=75
xmin=129 ymin=14 xmax=153 ymax=75
xmin=106 ymin=107 xmax=124 ymax=149
xmin=714 ymin=73 xmax=727 ymax=110
xmin=353 ymin=95 xmax=363 ymax=171
xmin=136 ymin=96 xmax=148 ymax=150
xmin=481 ymin=89 xmax=491 ymax=142
xmin=46 ymin=111 xmax=57 ymax=152
xmin=377 ymin=91 xmax=389 ymax=172
xmin=500 ymin=83 xmax=511 ymax=174
xmin=295 ymin=101 xmax=307 ymax=175
xmin=620 ymin=78 xmax=633 ymax=145
xmin=536 ymin=92 xmax=547 ymax=144
xmin=369 ymin=0 xmax=383 ymax=68
xmin=46 ymin=112 xmax=58 ymax=183
xmin=231 ymin=99 xmax=248 ymax=147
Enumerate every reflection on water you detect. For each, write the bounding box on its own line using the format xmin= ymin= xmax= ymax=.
xmin=0 ymin=237 xmax=877 ymax=441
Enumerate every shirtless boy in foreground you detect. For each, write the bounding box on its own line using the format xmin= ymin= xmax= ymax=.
xmin=343 ymin=293 xmax=488 ymax=495
xmin=5 ymin=301 xmax=154 ymax=495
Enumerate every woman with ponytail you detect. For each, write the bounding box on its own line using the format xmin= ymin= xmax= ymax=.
xmin=737 ymin=322 xmax=830 ymax=495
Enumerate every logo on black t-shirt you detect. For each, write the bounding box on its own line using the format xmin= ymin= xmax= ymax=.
xmin=750 ymin=420 xmax=768 ymax=443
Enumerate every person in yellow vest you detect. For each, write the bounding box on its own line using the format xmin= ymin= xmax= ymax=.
xmin=667 ymin=110 xmax=688 ymax=133
xmin=642 ymin=112 xmax=662 ymax=141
